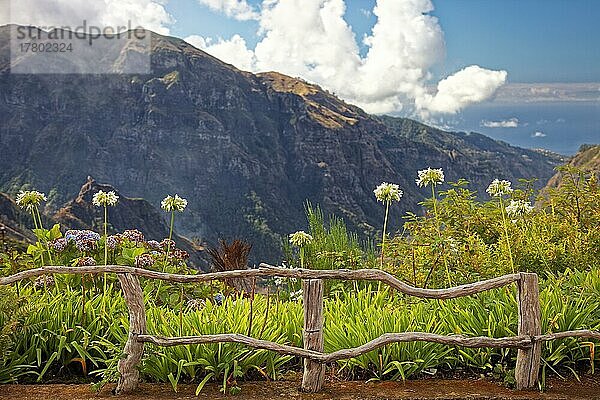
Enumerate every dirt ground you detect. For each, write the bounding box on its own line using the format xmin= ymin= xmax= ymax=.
xmin=1 ymin=376 xmax=599 ymax=400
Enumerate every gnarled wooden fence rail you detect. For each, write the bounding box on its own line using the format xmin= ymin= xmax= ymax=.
xmin=1 ymin=264 xmax=600 ymax=394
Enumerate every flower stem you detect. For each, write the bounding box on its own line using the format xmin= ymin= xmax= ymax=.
xmin=103 ymin=205 xmax=108 ymax=315
xmin=431 ymin=184 xmax=451 ymax=286
xmin=34 ymin=206 xmax=54 ymax=265
xmin=165 ymin=211 xmax=175 ymax=269
xmin=499 ymin=197 xmax=515 ymax=273
xmin=380 ymin=201 xmax=390 ymax=268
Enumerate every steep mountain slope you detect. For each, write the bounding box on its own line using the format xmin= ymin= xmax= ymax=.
xmin=546 ymin=144 xmax=600 ymax=188
xmin=0 ymin=25 xmax=564 ymax=262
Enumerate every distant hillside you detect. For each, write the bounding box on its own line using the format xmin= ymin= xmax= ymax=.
xmin=546 ymin=144 xmax=600 ymax=188
xmin=0 ymin=25 xmax=565 ymax=263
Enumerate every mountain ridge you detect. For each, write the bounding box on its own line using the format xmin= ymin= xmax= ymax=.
xmin=0 ymin=25 xmax=567 ymax=262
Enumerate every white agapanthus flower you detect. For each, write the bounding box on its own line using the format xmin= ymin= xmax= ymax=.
xmin=486 ymin=179 xmax=513 ymax=197
xmin=373 ymin=182 xmax=403 ymax=203
xmin=15 ymin=190 xmax=47 ymax=211
xmin=161 ymin=194 xmax=188 ymax=212
xmin=289 ymin=231 xmax=313 ymax=247
xmin=505 ymin=200 xmax=534 ymax=218
xmin=92 ymin=190 xmax=119 ymax=207
xmin=415 ymin=168 xmax=445 ymax=187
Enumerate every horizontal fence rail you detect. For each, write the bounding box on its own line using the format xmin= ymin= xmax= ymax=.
xmin=0 ymin=263 xmax=522 ymax=299
xmin=1 ymin=264 xmax=599 ymax=393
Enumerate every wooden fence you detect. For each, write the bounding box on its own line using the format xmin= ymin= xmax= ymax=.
xmin=2 ymin=263 xmax=600 ymax=394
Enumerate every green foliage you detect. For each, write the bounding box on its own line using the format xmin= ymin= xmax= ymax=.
xmin=386 ymin=167 xmax=599 ymax=288
xmin=0 ymin=165 xmax=599 ymax=391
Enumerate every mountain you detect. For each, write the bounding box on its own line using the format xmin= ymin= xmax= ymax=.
xmin=0 ymin=25 xmax=565 ymax=263
xmin=546 ymin=144 xmax=600 ymax=188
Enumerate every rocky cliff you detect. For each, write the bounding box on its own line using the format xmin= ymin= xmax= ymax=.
xmin=0 ymin=25 xmax=565 ymax=263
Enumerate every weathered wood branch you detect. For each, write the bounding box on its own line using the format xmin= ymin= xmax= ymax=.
xmin=137 ymin=332 xmax=533 ymax=363
xmin=137 ymin=333 xmax=323 ymax=359
xmin=322 ymin=333 xmax=533 ymax=363
xmin=535 ymin=330 xmax=600 ymax=342
xmin=0 ymin=264 xmax=521 ymax=299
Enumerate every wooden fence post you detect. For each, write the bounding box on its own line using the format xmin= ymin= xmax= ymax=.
xmin=115 ymin=273 xmax=146 ymax=394
xmin=301 ymin=278 xmax=325 ymax=392
xmin=515 ymin=272 xmax=541 ymax=390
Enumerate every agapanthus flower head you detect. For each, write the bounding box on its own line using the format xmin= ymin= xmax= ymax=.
xmin=92 ymin=190 xmax=119 ymax=207
xmin=289 ymin=231 xmax=313 ymax=247
xmin=16 ymin=190 xmax=47 ymax=211
xmin=77 ymin=256 xmax=97 ymax=267
xmin=134 ymin=253 xmax=155 ymax=269
xmin=486 ymin=179 xmax=513 ymax=197
xmin=505 ymin=200 xmax=534 ymax=218
xmin=161 ymin=194 xmax=188 ymax=212
xmin=373 ymin=182 xmax=403 ymax=203
xmin=121 ymin=229 xmax=145 ymax=244
xmin=416 ymin=168 xmax=445 ymax=188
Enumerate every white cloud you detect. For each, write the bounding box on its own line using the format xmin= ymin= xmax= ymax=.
xmin=1 ymin=0 xmax=174 ymax=35
xmin=481 ymin=117 xmax=519 ymax=128
xmin=417 ymin=66 xmax=507 ymax=116
xmin=196 ymin=0 xmax=259 ymax=21
xmin=186 ymin=34 xmax=256 ymax=71
xmin=532 ymin=131 xmax=547 ymax=138
xmin=192 ymin=0 xmax=507 ymax=117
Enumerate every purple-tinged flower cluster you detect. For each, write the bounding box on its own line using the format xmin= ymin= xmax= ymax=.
xmin=213 ymin=293 xmax=225 ymax=306
xmin=105 ymin=235 xmax=119 ymax=250
xmin=65 ymin=230 xmax=101 ymax=252
xmin=160 ymin=238 xmax=175 ymax=251
xmin=135 ymin=253 xmax=155 ymax=269
xmin=171 ymin=248 xmax=189 ymax=261
xmin=49 ymin=238 xmax=68 ymax=253
xmin=121 ymin=229 xmax=145 ymax=244
xmin=146 ymin=240 xmax=162 ymax=251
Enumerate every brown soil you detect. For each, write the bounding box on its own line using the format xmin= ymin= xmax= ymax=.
xmin=1 ymin=376 xmax=599 ymax=400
